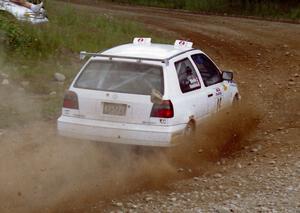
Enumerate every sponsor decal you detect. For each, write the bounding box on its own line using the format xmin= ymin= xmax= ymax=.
xmin=188 ymin=76 xmax=201 ymax=89
xmin=216 ymin=88 xmax=222 ymax=96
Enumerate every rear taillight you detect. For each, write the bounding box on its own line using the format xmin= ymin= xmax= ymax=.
xmin=63 ymin=90 xmax=79 ymax=109
xmin=150 ymin=100 xmax=174 ymax=118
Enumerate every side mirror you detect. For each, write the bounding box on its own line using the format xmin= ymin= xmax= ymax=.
xmin=151 ymin=89 xmax=163 ymax=104
xmin=222 ymin=71 xmax=233 ymax=81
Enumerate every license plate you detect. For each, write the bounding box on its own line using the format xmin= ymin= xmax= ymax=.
xmin=103 ymin=102 xmax=127 ymax=116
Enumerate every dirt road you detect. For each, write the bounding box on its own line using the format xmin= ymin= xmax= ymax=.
xmin=0 ymin=1 xmax=299 ymax=212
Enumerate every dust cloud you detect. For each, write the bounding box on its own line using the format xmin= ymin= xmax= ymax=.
xmin=0 ymin=87 xmax=260 ymax=213
xmin=0 ymin=123 xmax=175 ymax=213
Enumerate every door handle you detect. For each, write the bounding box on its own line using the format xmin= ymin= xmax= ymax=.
xmin=208 ymin=93 xmax=213 ymax=98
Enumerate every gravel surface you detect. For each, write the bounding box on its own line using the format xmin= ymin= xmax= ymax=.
xmin=0 ymin=1 xmax=299 ymax=213
xmin=106 ymin=128 xmax=300 ymax=213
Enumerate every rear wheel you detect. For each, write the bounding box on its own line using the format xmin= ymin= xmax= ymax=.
xmin=182 ymin=121 xmax=199 ymax=153
xmin=184 ymin=120 xmax=196 ymax=140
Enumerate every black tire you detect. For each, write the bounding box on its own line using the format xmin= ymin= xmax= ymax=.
xmin=184 ymin=120 xmax=196 ymax=140
xmin=232 ymin=94 xmax=240 ymax=107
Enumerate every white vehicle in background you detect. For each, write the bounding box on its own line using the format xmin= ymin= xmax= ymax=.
xmin=57 ymin=38 xmax=240 ymax=147
xmin=0 ymin=0 xmax=48 ymax=24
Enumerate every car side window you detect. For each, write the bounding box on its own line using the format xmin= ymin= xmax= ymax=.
xmin=175 ymin=58 xmax=201 ymax=93
xmin=191 ymin=54 xmax=222 ymax=87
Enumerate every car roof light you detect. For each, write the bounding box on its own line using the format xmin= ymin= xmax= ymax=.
xmin=174 ymin=40 xmax=193 ymax=49
xmin=133 ymin=37 xmax=152 ymax=46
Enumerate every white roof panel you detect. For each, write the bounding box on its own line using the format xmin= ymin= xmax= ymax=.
xmin=102 ymin=43 xmax=193 ymax=60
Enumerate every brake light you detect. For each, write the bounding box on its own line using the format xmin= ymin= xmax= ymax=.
xmin=150 ymin=100 xmax=174 ymax=118
xmin=63 ymin=90 xmax=79 ymax=109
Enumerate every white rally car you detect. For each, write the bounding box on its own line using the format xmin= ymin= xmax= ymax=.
xmin=57 ymin=38 xmax=240 ymax=147
xmin=0 ymin=0 xmax=48 ymax=24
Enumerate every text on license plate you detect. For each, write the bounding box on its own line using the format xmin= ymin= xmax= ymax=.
xmin=103 ymin=102 xmax=127 ymax=116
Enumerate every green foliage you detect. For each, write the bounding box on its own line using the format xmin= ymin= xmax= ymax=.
xmin=289 ymin=7 xmax=300 ymax=19
xmin=104 ymin=0 xmax=300 ymax=19
xmin=0 ymin=12 xmax=41 ymax=56
xmin=184 ymin=0 xmax=227 ymax=12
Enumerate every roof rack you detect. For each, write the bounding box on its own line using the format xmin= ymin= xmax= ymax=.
xmin=80 ymin=51 xmax=169 ymax=65
xmin=80 ymin=48 xmax=196 ymax=66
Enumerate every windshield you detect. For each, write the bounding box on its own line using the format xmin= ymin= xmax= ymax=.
xmin=74 ymin=60 xmax=164 ymax=95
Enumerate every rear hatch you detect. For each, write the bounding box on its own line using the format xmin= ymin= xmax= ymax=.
xmin=72 ymin=59 xmax=164 ymax=124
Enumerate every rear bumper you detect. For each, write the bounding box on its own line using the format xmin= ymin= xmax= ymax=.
xmin=57 ymin=116 xmax=186 ymax=147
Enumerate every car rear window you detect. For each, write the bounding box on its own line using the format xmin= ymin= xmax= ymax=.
xmin=74 ymin=60 xmax=164 ymax=95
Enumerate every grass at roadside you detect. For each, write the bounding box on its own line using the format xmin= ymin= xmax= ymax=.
xmin=0 ymin=0 xmax=170 ymax=125
xmin=1 ymin=1 xmax=167 ymax=76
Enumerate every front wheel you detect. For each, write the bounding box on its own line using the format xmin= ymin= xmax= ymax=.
xmin=232 ymin=94 xmax=240 ymax=108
